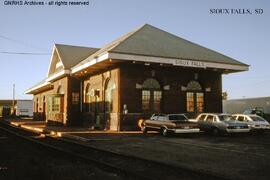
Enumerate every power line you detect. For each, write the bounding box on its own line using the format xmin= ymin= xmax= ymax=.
xmin=0 ymin=51 xmax=50 ymax=55
xmin=0 ymin=34 xmax=48 ymax=52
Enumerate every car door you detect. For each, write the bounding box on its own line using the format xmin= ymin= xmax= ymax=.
xmin=146 ymin=115 xmax=164 ymax=129
xmin=197 ymin=114 xmax=207 ymax=130
xmin=205 ymin=115 xmax=215 ymax=130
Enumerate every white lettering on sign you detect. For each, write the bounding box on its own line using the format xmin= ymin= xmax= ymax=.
xmin=174 ymin=60 xmax=206 ymax=68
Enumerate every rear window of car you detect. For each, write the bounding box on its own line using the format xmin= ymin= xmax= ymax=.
xmin=250 ymin=116 xmax=266 ymax=122
xmin=168 ymin=115 xmax=187 ymax=121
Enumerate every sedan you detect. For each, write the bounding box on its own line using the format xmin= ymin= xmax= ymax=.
xmin=196 ymin=113 xmax=250 ymax=135
xmin=141 ymin=114 xmax=200 ymax=136
xmin=232 ymin=114 xmax=270 ymax=132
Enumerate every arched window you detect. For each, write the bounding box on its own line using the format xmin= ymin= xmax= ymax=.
xmin=187 ymin=81 xmax=202 ymax=91
xmin=84 ymin=83 xmax=94 ymax=112
xmin=142 ymin=78 xmax=162 ymax=113
xmin=142 ymin=78 xmax=161 ymax=89
xmin=186 ymin=81 xmax=204 ymax=113
xmin=57 ymin=85 xmax=64 ymax=94
xmin=105 ymin=79 xmax=115 ymax=112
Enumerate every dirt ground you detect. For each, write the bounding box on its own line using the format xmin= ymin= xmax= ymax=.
xmin=0 ymin=128 xmax=122 ymax=180
xmin=72 ymin=132 xmax=270 ymax=180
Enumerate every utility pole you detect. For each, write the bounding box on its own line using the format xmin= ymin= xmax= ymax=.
xmin=12 ymin=84 xmax=15 ymax=115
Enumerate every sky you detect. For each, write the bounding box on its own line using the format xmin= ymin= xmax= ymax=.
xmin=0 ymin=0 xmax=269 ymax=100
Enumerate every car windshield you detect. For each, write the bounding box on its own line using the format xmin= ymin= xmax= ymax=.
xmin=250 ymin=116 xmax=266 ymax=122
xmin=168 ymin=115 xmax=187 ymax=121
xmin=218 ymin=115 xmax=232 ymax=121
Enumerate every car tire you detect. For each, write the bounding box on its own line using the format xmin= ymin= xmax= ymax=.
xmin=162 ymin=128 xmax=168 ymax=137
xmin=212 ymin=128 xmax=219 ymax=136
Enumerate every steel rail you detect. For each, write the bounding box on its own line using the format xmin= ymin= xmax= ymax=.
xmin=0 ymin=121 xmax=229 ymax=180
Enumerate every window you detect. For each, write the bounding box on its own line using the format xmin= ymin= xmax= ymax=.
xmin=57 ymin=85 xmax=64 ymax=94
xmin=237 ymin=116 xmax=245 ymax=122
xmin=141 ymin=78 xmax=162 ymax=113
xmin=105 ymin=79 xmax=115 ymax=112
xmin=72 ymin=92 xmax=79 ymax=105
xmin=168 ymin=115 xmax=188 ymax=121
xmin=198 ymin=115 xmax=206 ymax=121
xmin=186 ymin=81 xmax=204 ymax=113
xmin=85 ymin=84 xmax=96 ymax=112
xmin=153 ymin=91 xmax=162 ymax=112
xmin=186 ymin=92 xmax=194 ymax=112
xmin=48 ymin=96 xmax=61 ymax=113
xmin=157 ymin=116 xmax=166 ymax=121
xmin=196 ymin=93 xmax=204 ymax=113
xmin=142 ymin=90 xmax=150 ymax=111
xmin=206 ymin=115 xmax=214 ymax=122
xmin=187 ymin=81 xmax=202 ymax=91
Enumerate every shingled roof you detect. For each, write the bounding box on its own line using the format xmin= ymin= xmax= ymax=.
xmin=73 ymin=24 xmax=247 ymax=69
xmin=55 ymin=44 xmax=99 ymax=69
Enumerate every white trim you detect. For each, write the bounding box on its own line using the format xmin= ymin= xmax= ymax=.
xmin=46 ymin=70 xmax=70 ymax=82
xmin=47 ymin=45 xmax=57 ymax=77
xmin=108 ymin=52 xmax=248 ymax=71
xmin=25 ymin=81 xmax=50 ymax=94
xmin=71 ymin=53 xmax=109 ymax=74
xmin=56 ymin=61 xmax=63 ymax=69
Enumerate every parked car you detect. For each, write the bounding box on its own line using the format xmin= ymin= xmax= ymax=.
xmin=232 ymin=114 xmax=270 ymax=132
xmin=196 ymin=113 xmax=250 ymax=135
xmin=141 ymin=114 xmax=200 ymax=136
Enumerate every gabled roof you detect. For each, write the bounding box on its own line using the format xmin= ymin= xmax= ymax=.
xmin=48 ymin=44 xmax=99 ymax=76
xmin=55 ymin=44 xmax=99 ymax=69
xmin=73 ymin=24 xmax=248 ymax=69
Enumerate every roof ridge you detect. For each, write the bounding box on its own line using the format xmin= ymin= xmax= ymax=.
xmin=73 ymin=24 xmax=148 ymax=67
xmin=55 ymin=43 xmax=99 ymax=49
xmin=108 ymin=23 xmax=149 ymax=52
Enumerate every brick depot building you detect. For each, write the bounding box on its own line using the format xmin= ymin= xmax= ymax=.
xmin=26 ymin=24 xmax=249 ymax=130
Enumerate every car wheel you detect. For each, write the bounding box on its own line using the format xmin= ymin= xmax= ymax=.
xmin=212 ymin=128 xmax=219 ymax=136
xmin=162 ymin=128 xmax=168 ymax=137
xmin=142 ymin=126 xmax=148 ymax=134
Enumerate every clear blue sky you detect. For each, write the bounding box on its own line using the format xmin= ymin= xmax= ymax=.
xmin=0 ymin=0 xmax=269 ymax=100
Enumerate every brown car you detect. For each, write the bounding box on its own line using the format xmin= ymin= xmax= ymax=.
xmin=141 ymin=114 xmax=200 ymax=136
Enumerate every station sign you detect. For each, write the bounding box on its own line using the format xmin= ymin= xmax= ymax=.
xmin=174 ymin=59 xmax=206 ymax=68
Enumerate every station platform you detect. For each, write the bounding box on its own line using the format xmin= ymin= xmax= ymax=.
xmin=4 ymin=118 xmax=142 ymax=141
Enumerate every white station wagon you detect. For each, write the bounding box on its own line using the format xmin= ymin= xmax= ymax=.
xmin=232 ymin=114 xmax=270 ymax=132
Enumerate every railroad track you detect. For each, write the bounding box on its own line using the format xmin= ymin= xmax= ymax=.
xmin=0 ymin=120 xmax=228 ymax=180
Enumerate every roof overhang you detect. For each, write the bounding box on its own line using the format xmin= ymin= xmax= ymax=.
xmin=25 ymin=81 xmax=53 ymax=94
xmin=46 ymin=69 xmax=70 ymax=82
xmin=108 ymin=52 xmax=249 ymax=73
xmin=25 ymin=69 xmax=70 ymax=94
xmin=71 ymin=53 xmax=109 ymax=74
xmin=70 ymin=51 xmax=248 ymax=75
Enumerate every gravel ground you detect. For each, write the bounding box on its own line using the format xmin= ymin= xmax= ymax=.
xmin=0 ymin=128 xmax=122 ymax=180
xmin=72 ymin=132 xmax=270 ymax=180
